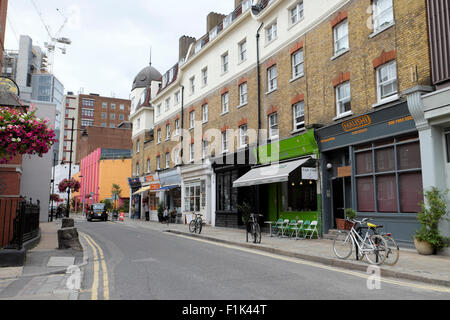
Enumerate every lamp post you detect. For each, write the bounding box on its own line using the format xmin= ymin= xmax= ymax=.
xmin=49 ymin=152 xmax=58 ymax=222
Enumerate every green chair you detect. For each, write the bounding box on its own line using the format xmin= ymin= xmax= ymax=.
xmin=299 ymin=220 xmax=311 ymax=239
xmin=287 ymin=220 xmax=298 ymax=238
xmin=273 ymin=219 xmax=284 ymax=236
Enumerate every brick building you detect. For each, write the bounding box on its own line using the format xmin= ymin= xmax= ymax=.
xmin=131 ymin=0 xmax=432 ymax=243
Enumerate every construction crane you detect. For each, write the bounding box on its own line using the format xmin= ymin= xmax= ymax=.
xmin=30 ymin=0 xmax=72 ymax=74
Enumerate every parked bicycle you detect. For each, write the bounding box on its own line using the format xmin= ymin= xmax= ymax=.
xmin=189 ymin=213 xmax=203 ymax=234
xmin=248 ymin=213 xmax=263 ymax=244
xmin=358 ymin=220 xmax=400 ymax=266
xmin=333 ymin=218 xmax=388 ymax=265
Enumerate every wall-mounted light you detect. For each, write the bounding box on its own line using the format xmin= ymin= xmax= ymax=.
xmin=327 ymin=163 xmax=333 ymax=170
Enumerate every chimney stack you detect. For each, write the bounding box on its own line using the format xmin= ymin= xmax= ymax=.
xmin=179 ymin=35 xmax=196 ymax=61
xmin=207 ymin=12 xmax=226 ymax=33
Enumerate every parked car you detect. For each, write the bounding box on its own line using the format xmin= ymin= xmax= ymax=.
xmin=87 ymin=204 xmax=109 ymax=222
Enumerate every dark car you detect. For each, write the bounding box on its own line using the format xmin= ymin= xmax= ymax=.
xmin=87 ymin=204 xmax=109 ymax=222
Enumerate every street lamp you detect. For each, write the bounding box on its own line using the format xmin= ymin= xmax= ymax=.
xmin=49 ymin=152 xmax=58 ymax=222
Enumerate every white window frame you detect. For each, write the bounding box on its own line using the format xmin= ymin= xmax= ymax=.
xmin=267 ymin=65 xmax=278 ymax=93
xmin=239 ymin=125 xmax=248 ymax=148
xmin=290 ymin=1 xmax=304 ymax=26
xmin=336 ymin=81 xmax=352 ymax=116
xmin=376 ymin=61 xmax=398 ymax=103
xmin=175 ymin=119 xmax=180 ymax=136
xmin=156 ymin=104 xmax=161 ymax=116
xmin=292 ymin=49 xmax=304 ymax=79
xmin=174 ymin=91 xmax=180 ymax=105
xmin=373 ymin=0 xmax=394 ymax=32
xmin=157 ymin=129 xmax=161 ymax=144
xmin=269 ymin=113 xmax=279 ymax=140
xmin=202 ymin=67 xmax=208 ymax=86
xmin=165 ymin=97 xmax=171 ymax=112
xmin=136 ymin=163 xmax=140 ymax=176
xmin=221 ymin=92 xmax=229 ymax=114
xmin=266 ymin=22 xmax=278 ymax=43
xmin=202 ymin=140 xmax=208 ymax=159
xmin=136 ymin=140 xmax=140 ymax=154
xmin=222 ymin=131 xmax=229 ymax=154
xmin=238 ymin=39 xmax=247 ymax=63
xmin=239 ymin=82 xmax=248 ymax=106
xmin=147 ymin=159 xmax=151 ymax=173
xmin=166 ymin=124 xmax=171 ymax=141
xmin=190 ymin=143 xmax=195 ymax=163
xmin=222 ymin=52 xmax=229 ymax=74
xmin=189 ymin=111 xmax=195 ymax=129
xmin=293 ymin=102 xmax=305 ymax=131
xmin=333 ymin=20 xmax=349 ymax=56
xmin=156 ymin=156 xmax=161 ymax=170
xmin=165 ymin=152 xmax=170 ymax=169
xmin=190 ymin=76 xmax=195 ymax=94
xmin=202 ymin=104 xmax=208 ymax=123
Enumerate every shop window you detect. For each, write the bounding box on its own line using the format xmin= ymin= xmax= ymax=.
xmin=355 ymin=135 xmax=422 ymax=214
xmin=282 ymin=178 xmax=317 ymax=212
xmin=217 ymin=170 xmax=239 ymax=212
xmin=184 ymin=181 xmax=206 ymax=212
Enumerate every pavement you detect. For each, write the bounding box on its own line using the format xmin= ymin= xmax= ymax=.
xmin=0 ymin=214 xmax=449 ymax=300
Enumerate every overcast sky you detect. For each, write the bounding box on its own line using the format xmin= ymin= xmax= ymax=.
xmin=5 ymin=0 xmax=235 ymax=100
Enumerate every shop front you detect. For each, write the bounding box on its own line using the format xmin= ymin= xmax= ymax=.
xmin=181 ymin=161 xmax=214 ymax=225
xmin=233 ymin=130 xmax=321 ymax=232
xmin=316 ymin=101 xmax=424 ymax=245
xmin=128 ymin=177 xmax=142 ymax=218
xmin=133 ymin=174 xmax=161 ymax=221
xmin=157 ymin=168 xmax=182 ymax=222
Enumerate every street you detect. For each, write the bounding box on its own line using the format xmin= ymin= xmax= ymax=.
xmin=77 ymin=219 xmax=450 ymax=301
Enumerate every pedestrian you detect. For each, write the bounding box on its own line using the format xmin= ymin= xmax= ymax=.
xmin=56 ymin=206 xmax=62 ymax=220
xmin=131 ymin=203 xmax=135 ymax=219
xmin=144 ymin=200 xmax=150 ymax=221
xmin=163 ymin=206 xmax=169 ymax=224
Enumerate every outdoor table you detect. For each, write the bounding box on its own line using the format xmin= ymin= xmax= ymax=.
xmin=264 ymin=221 xmax=274 ymax=237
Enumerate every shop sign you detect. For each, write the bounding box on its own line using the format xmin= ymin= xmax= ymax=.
xmin=342 ymin=115 xmax=372 ymax=132
xmin=338 ymin=166 xmax=352 ymax=177
xmin=302 ymin=167 xmax=318 ymax=180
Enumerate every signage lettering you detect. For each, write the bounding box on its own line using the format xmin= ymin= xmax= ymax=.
xmin=342 ymin=115 xmax=372 ymax=132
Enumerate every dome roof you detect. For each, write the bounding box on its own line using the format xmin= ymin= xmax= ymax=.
xmin=132 ymin=65 xmax=162 ymax=91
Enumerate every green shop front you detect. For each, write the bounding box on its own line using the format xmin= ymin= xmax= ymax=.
xmin=233 ymin=130 xmax=322 ymax=234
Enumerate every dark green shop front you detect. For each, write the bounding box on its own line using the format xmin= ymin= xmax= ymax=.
xmin=233 ymin=130 xmax=322 ymax=234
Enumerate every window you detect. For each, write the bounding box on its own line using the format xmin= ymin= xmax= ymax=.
xmin=156 ymin=104 xmax=161 ymax=116
xmin=292 ymin=49 xmax=304 ymax=79
xmin=81 ymin=120 xmax=94 ymax=127
xmin=376 ymin=61 xmax=398 ymax=102
xmin=202 ymin=67 xmax=208 ymax=86
xmin=269 ymin=113 xmax=278 ymax=139
xmin=157 ymin=129 xmax=161 ymax=144
xmin=82 ymin=99 xmax=95 ymax=107
xmin=184 ymin=181 xmax=206 ymax=212
xmin=373 ymin=0 xmax=394 ymax=32
xmin=175 ymin=119 xmax=180 ymax=136
xmin=136 ymin=163 xmax=140 ymax=176
xmin=239 ymin=40 xmax=247 ymax=62
xmin=202 ymin=140 xmax=208 ymax=159
xmin=165 ymin=152 xmax=170 ymax=169
xmin=156 ymin=156 xmax=161 ymax=170
xmin=110 ymin=113 xmax=116 ymax=120
xmin=136 ymin=118 xmax=141 ymax=130
xmin=202 ymin=104 xmax=208 ymax=123
xmin=216 ymin=170 xmax=239 ymax=212
xmin=175 ymin=149 xmax=180 ymax=165
xmin=222 ymin=131 xmax=229 ymax=153
xmin=136 ymin=140 xmax=140 ymax=154
xmin=293 ymin=102 xmax=305 ymax=131
xmin=267 ymin=65 xmax=277 ymax=92
xmin=120 ymin=104 xmax=125 ymax=110
xmin=239 ymin=82 xmax=248 ymax=106
xmin=190 ymin=76 xmax=195 ymax=94
xmin=111 ymin=103 xmax=116 ymax=110
xmin=266 ymin=22 xmax=278 ymax=43
xmin=102 ymin=102 xmax=107 ymax=109
xmin=110 ymin=123 xmax=115 ymax=128
xmin=189 ymin=111 xmax=195 ymax=129
xmin=333 ymin=20 xmax=349 ymax=55
xmin=101 ymin=112 xmax=107 ymax=119
xmin=290 ymin=2 xmax=304 ymax=25
xmin=336 ymin=81 xmax=351 ymax=116
xmin=166 ymin=124 xmax=171 ymax=140
xmin=174 ymin=91 xmax=180 ymax=105
xmin=222 ymin=53 xmax=229 ymax=73
xmin=165 ymin=98 xmax=171 ymax=112
xmin=190 ymin=143 xmax=195 ymax=163
xmin=82 ymin=109 xmax=94 ymax=117
xmin=147 ymin=159 xmax=151 ymax=173
xmin=355 ymin=135 xmax=423 ymax=213
xmin=101 ymin=123 xmax=107 ymax=127
xmin=222 ymin=92 xmax=229 ymax=114
xmin=239 ymin=125 xmax=248 ymax=148
xmin=119 ymin=114 xmax=125 ymax=121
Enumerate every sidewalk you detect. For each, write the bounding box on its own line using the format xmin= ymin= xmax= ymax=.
xmin=119 ymin=218 xmax=450 ymax=288
xmin=0 ymin=220 xmax=87 ymax=300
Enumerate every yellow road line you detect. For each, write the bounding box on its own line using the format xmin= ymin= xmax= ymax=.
xmin=81 ymin=234 xmax=99 ymax=300
xmin=170 ymin=233 xmax=450 ymax=294
xmin=82 ymin=233 xmax=110 ymax=300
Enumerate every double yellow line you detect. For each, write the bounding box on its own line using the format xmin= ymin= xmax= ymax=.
xmin=81 ymin=233 xmax=110 ymax=300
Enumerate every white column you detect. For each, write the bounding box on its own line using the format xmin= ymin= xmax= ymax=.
xmin=211 ymin=173 xmax=216 ymax=227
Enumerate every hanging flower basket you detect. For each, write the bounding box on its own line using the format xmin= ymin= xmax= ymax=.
xmin=0 ymin=106 xmax=58 ymax=163
xmin=50 ymin=194 xmax=60 ymax=202
xmin=58 ymin=178 xmax=81 ymax=193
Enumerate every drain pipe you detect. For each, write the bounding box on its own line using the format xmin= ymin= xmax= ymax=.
xmin=256 ymin=22 xmax=264 ymax=165
xmin=180 ymin=85 xmax=185 ymax=164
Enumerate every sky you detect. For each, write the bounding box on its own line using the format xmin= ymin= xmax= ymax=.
xmin=5 ymin=0 xmax=235 ymax=100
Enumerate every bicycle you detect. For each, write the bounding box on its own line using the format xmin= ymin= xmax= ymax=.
xmin=189 ymin=213 xmax=203 ymax=234
xmin=333 ymin=218 xmax=388 ymax=265
xmin=248 ymin=213 xmax=263 ymax=244
xmin=358 ymin=220 xmax=400 ymax=266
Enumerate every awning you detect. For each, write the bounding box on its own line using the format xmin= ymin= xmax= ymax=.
xmin=153 ymin=185 xmax=180 ymax=192
xmin=233 ymin=157 xmax=311 ymax=188
xmin=133 ymin=186 xmax=151 ymax=195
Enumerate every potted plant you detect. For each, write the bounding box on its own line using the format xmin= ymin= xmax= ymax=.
xmin=414 ymin=187 xmax=449 ymax=255
xmin=157 ymin=202 xmax=164 ymax=223
xmin=336 ymin=208 xmax=357 ymax=230
xmin=237 ymin=202 xmax=252 ymax=231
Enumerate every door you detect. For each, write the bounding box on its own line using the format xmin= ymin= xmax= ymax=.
xmin=332 ymin=178 xmax=345 ymax=228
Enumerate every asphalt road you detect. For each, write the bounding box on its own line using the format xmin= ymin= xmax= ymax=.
xmin=77 ymin=219 xmax=450 ymax=301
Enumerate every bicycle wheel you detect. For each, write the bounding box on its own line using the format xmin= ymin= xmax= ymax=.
xmin=252 ymin=224 xmax=261 ymax=244
xmin=365 ymin=235 xmax=388 ymax=265
xmin=197 ymin=219 xmax=203 ymax=234
xmin=189 ymin=220 xmax=197 ymax=233
xmin=333 ymin=231 xmax=353 ymax=259
xmin=383 ymin=236 xmax=400 ymax=266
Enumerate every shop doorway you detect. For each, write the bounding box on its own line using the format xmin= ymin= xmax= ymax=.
xmin=331 ymin=177 xmax=352 ymax=228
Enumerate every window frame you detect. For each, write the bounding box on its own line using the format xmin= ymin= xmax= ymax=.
xmin=372 ymin=0 xmax=394 ymax=32
xmin=202 ymin=104 xmax=208 ymax=123
xmin=293 ymin=102 xmax=305 ymax=132
xmin=222 ymin=131 xmax=229 ymax=154
xmin=189 ymin=111 xmax=195 ymax=130
xmin=289 ymin=1 xmax=304 ymax=26
xmin=201 ymin=67 xmax=208 ymax=87
xmin=376 ymin=60 xmax=398 ymax=103
xmin=333 ymin=19 xmax=349 ymax=56
xmin=291 ymin=49 xmax=304 ymax=79
xmin=238 ymin=39 xmax=247 ymax=63
xmin=267 ymin=65 xmax=278 ymax=93
xmin=221 ymin=92 xmax=229 ymax=114
xmin=221 ymin=52 xmax=229 ymax=74
xmin=266 ymin=22 xmax=278 ymax=43
xmin=336 ymin=81 xmax=352 ymax=116
xmin=268 ymin=113 xmax=279 ymax=140
xmin=239 ymin=82 xmax=248 ymax=106
xmin=239 ymin=124 xmax=248 ymax=148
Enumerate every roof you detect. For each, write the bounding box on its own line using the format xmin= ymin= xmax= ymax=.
xmin=132 ymin=65 xmax=162 ymax=91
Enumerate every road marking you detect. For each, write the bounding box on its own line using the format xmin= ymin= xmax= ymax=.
xmin=169 ymin=233 xmax=450 ymax=294
xmin=80 ymin=233 xmax=110 ymax=300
